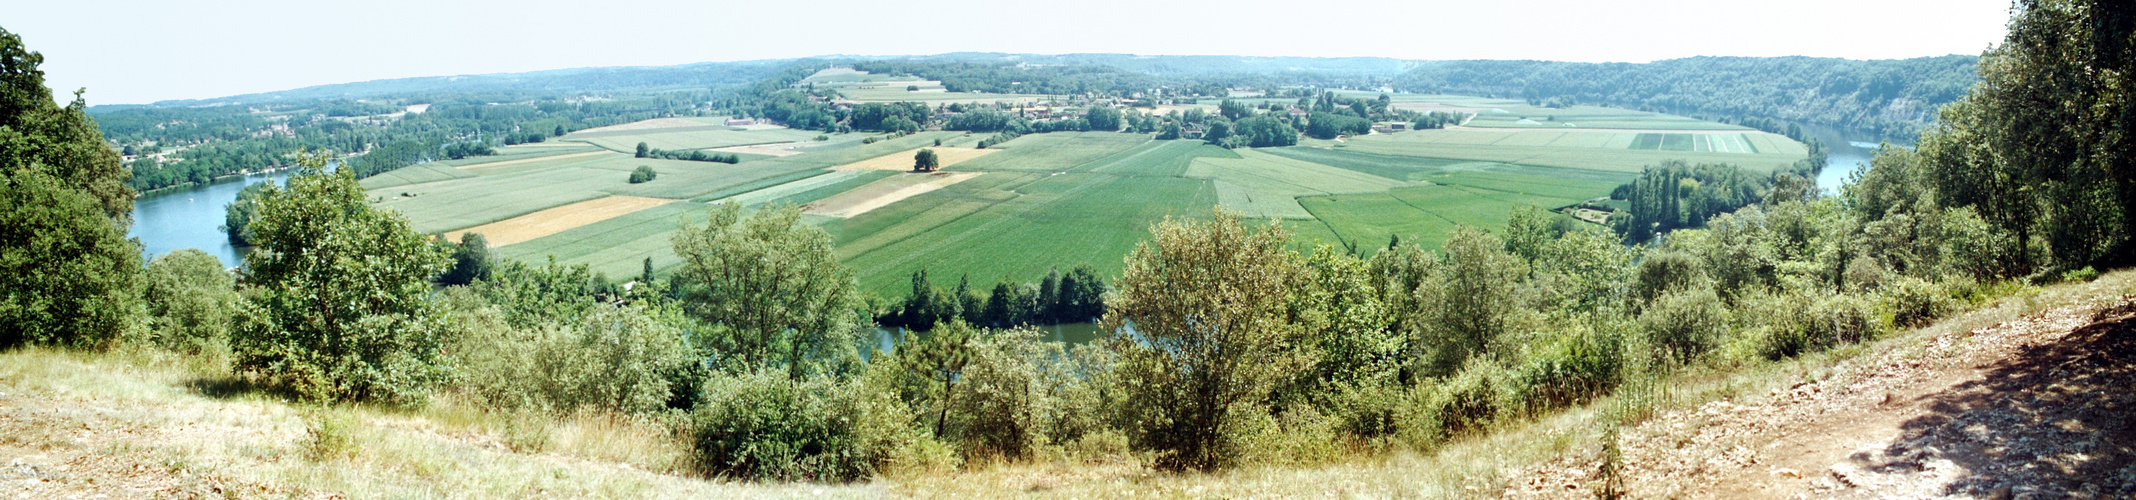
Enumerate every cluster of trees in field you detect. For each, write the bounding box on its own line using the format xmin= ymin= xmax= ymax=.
xmin=634 ymin=142 xmax=740 ymax=163
xmin=1397 ymin=55 xmax=1980 ymax=140
xmin=100 ymin=89 xmax=714 ymax=192
xmin=11 ymin=0 xmax=2136 ymax=485
xmin=877 ymin=267 xmax=1108 ymax=331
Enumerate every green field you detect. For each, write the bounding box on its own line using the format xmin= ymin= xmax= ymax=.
xmin=365 ymin=97 xmax=1813 ymax=297
xmin=565 ymin=127 xmax=821 ymax=153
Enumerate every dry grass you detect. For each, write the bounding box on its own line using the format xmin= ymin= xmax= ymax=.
xmin=805 ymin=171 xmax=981 ymax=218
xmin=0 ymin=348 xmax=883 ymax=499
xmin=832 ymin=147 xmax=996 ymax=172
xmin=444 ymin=195 xmax=675 ymax=247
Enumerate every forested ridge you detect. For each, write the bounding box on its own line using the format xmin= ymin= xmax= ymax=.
xmin=1398 ymin=55 xmax=1980 ymax=139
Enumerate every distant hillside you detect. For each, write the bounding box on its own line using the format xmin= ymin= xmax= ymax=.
xmin=1397 ymin=55 xmax=1981 ymax=140
xmin=865 ymin=52 xmax=1416 ymax=75
xmin=104 ymin=60 xmax=793 ymax=109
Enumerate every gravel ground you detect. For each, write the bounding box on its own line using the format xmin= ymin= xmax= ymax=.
xmin=1506 ymin=286 xmax=2136 ymax=499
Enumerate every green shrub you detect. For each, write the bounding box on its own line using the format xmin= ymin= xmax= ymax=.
xmin=1508 ymin=321 xmax=1626 ymax=412
xmin=1319 ymin=381 xmax=1404 ymax=444
xmin=143 ymin=248 xmax=236 ymax=356
xmin=449 ymin=300 xmax=696 ymax=415
xmin=628 ymin=165 xmax=657 ymax=184
xmin=2059 ymin=266 xmax=2100 ymax=283
xmin=948 ymin=328 xmax=1059 ymax=460
xmin=1884 ymin=276 xmax=1955 ymax=328
xmin=690 ymin=372 xmax=908 ymax=481
xmin=1631 ymin=251 xmax=1706 ymax=306
xmin=1225 ymin=403 xmax=1344 ymax=466
xmin=1806 ymin=292 xmax=1888 ymax=346
xmin=1640 ymin=287 xmax=1727 ymax=365
xmin=1398 ymin=359 xmax=1508 ymax=450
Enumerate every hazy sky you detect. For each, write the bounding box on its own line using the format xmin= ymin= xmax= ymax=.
xmin=13 ymin=0 xmax=2013 ymax=105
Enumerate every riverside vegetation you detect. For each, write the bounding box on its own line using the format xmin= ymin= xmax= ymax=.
xmin=4 ymin=0 xmax=2135 ymax=494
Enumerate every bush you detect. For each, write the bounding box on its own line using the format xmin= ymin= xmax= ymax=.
xmin=690 ymin=372 xmax=909 ymax=481
xmin=628 ymin=165 xmax=657 ymax=183
xmin=1805 ymin=292 xmax=1887 ymax=346
xmin=1507 ymin=321 xmax=1626 ymax=412
xmin=948 ymin=328 xmax=1060 ymax=460
xmin=1640 ymin=287 xmax=1727 ymax=365
xmin=1397 ymin=359 xmax=1508 ymax=449
xmin=1884 ymin=276 xmax=1954 ymax=328
xmin=143 ymin=249 xmax=235 ymax=356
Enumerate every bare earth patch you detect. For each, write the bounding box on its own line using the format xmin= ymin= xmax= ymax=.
xmin=456 ymin=150 xmax=612 ymax=171
xmin=805 ymin=172 xmax=981 ymax=218
xmin=832 ymin=147 xmax=996 ymax=172
xmin=446 ymin=195 xmax=675 ymax=247
xmin=1504 ymin=277 xmax=2136 ymax=499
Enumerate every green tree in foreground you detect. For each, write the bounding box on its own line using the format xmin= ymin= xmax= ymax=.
xmin=1105 ymin=210 xmax=1306 ymax=471
xmin=144 ymin=249 xmax=236 ymax=356
xmin=231 ymin=152 xmax=452 ymax=404
xmin=0 ymin=27 xmax=141 ymax=348
xmin=629 ymin=165 xmax=657 ymax=183
xmin=672 ymin=202 xmax=864 ymax=379
xmin=913 ymin=148 xmax=939 ymax=172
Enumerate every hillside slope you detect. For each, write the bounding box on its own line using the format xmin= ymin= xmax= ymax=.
xmin=3 ymin=272 xmax=2129 ymax=498
xmin=1508 ymin=271 xmax=2136 ymax=499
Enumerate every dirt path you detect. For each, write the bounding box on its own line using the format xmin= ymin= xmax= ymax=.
xmin=1507 ymin=284 xmax=2136 ymax=499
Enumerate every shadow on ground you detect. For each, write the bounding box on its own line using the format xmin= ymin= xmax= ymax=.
xmin=1883 ymin=302 xmax=2136 ymax=498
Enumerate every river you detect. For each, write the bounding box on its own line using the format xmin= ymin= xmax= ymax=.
xmin=128 ymin=171 xmax=292 ymax=268
xmin=1805 ymin=125 xmax=1895 ymax=195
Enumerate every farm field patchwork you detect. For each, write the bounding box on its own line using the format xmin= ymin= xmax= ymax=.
xmin=496 ymin=201 xmax=712 ymax=280
xmin=382 ymin=101 xmax=1810 ymax=295
xmin=806 ymin=171 xmax=984 ymax=218
xmin=1335 ymin=128 xmax=1807 ymax=173
xmin=566 ymin=127 xmax=821 ymax=153
xmin=833 ymin=147 xmax=997 ymax=172
xmin=445 ymin=195 xmax=675 ymax=247
xmin=1187 ymin=149 xmax=1411 ymax=219
xmin=360 ymin=163 xmax=474 ymax=190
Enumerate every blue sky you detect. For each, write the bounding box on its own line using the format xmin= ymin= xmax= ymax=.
xmin=12 ymin=0 xmax=2013 ymax=105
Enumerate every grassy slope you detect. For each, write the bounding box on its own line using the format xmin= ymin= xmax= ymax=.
xmin=0 ymin=348 xmax=876 ymax=499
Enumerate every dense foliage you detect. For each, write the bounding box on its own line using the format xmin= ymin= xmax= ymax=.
xmin=229 ymin=154 xmax=452 ymax=404
xmin=1909 ymin=0 xmax=2136 ymax=272
xmin=0 ymin=27 xmax=141 ymax=349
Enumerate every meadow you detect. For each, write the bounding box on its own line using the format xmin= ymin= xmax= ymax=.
xmin=363 ymin=97 xmax=1812 ymax=296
